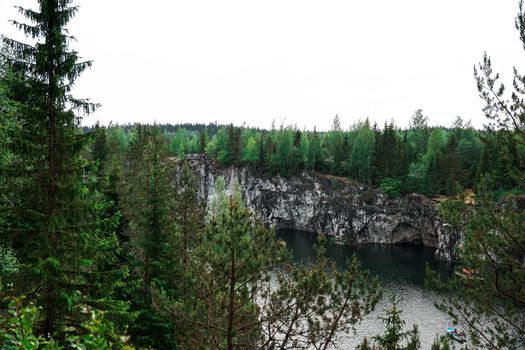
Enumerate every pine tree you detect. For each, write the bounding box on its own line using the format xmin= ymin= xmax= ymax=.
xmin=427 ymin=2 xmax=525 ymax=348
xmin=159 ymin=180 xmax=381 ymax=349
xmin=373 ymin=295 xmax=420 ymax=350
xmin=0 ymin=0 xmax=127 ymax=336
xmin=358 ymin=295 xmax=420 ymax=350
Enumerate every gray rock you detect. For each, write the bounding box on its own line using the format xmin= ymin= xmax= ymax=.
xmin=183 ymin=157 xmax=460 ymax=261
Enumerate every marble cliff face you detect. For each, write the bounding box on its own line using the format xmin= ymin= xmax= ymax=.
xmin=183 ymin=156 xmax=460 ymax=261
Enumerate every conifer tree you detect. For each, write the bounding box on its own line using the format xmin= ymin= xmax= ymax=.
xmin=198 ymin=128 xmax=208 ymax=154
xmin=174 ymin=161 xmax=203 ymax=266
xmin=226 ymin=124 xmax=242 ymax=165
xmin=308 ymin=127 xmax=322 ymax=173
xmin=358 ymin=295 xmax=420 ymax=350
xmin=427 ymin=1 xmax=525 ymax=348
xmin=408 ymin=109 xmax=429 ymax=160
xmin=120 ymin=125 xmax=180 ymax=348
xmin=373 ymin=295 xmax=420 ymax=350
xmin=163 ymin=179 xmax=381 ymax=349
xmin=374 ymin=122 xmax=402 ymax=184
xmin=0 ymin=0 xmax=127 ymax=336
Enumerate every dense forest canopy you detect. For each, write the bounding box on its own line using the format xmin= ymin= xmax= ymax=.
xmin=85 ymin=112 xmax=519 ymax=199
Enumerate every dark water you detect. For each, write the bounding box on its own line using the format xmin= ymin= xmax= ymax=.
xmin=276 ymin=229 xmax=457 ymax=349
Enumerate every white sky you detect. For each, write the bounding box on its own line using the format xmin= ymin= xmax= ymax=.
xmin=0 ymin=0 xmax=523 ymax=131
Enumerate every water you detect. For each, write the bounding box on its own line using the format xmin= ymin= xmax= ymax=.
xmin=276 ymin=229 xmax=457 ymax=349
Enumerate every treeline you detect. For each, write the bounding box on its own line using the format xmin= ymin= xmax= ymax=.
xmin=96 ymin=111 xmax=521 ymax=198
xmin=82 ymin=122 xmax=227 ymax=137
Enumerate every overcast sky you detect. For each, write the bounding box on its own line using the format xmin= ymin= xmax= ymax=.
xmin=0 ymin=0 xmax=523 ymax=130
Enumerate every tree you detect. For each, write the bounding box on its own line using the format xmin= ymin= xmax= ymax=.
xmin=120 ymin=125 xmax=180 ymax=348
xmin=0 ymin=0 xmax=127 ymax=336
xmin=0 ymin=298 xmax=137 ymax=350
xmin=373 ymin=295 xmax=419 ymax=350
xmin=308 ymin=127 xmax=323 ymax=173
xmin=408 ymin=109 xmax=430 ymax=162
xmin=428 ymin=193 xmax=525 ymax=348
xmin=242 ymin=135 xmax=260 ymax=165
xmin=380 ymin=178 xmax=402 ymax=198
xmin=427 ymin=2 xmax=525 ymax=348
xmin=349 ymin=119 xmax=375 ymax=184
xmin=326 ymin=115 xmax=346 ymax=175
xmin=174 ymin=161 xmax=203 ymax=266
xmin=423 ymin=128 xmax=447 ymax=168
xmin=226 ymin=124 xmax=242 ymax=166
xmin=358 ymin=295 xmax=420 ymax=350
xmin=272 ymin=125 xmax=295 ymax=175
xmin=260 ymin=242 xmax=381 ymax=350
xmin=198 ymin=128 xmax=208 ymax=154
xmin=171 ymin=128 xmax=189 ymax=157
xmin=162 ymin=179 xmax=284 ymax=348
xmin=374 ymin=122 xmax=403 ymax=184
xmin=162 ymin=179 xmax=381 ymax=349
xmin=299 ymin=131 xmax=310 ymax=172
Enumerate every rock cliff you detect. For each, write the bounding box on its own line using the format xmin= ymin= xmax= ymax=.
xmin=184 ymin=157 xmax=460 ymax=261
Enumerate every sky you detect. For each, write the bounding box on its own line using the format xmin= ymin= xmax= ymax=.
xmin=0 ymin=0 xmax=523 ymax=131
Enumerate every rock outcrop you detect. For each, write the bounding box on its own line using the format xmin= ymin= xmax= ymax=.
xmin=184 ymin=156 xmax=460 ymax=261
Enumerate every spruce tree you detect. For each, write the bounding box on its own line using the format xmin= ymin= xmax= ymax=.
xmin=174 ymin=161 xmax=203 ymax=266
xmin=0 ymin=0 xmax=126 ymax=336
xmin=120 ymin=125 xmax=180 ymax=348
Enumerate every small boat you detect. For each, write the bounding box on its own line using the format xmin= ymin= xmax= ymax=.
xmin=446 ymin=327 xmax=466 ymax=343
xmin=455 ymin=267 xmax=482 ymax=280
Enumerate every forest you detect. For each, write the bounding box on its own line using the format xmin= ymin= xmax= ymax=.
xmin=0 ymin=0 xmax=524 ymax=349
xmin=89 ymin=110 xmax=521 ymax=199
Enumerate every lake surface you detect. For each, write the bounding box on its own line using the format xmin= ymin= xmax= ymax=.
xmin=276 ymin=229 xmax=458 ymax=349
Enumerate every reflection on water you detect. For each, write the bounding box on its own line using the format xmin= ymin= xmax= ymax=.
xmin=276 ymin=229 xmax=457 ymax=349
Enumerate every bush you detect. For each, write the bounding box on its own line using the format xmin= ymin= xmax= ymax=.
xmin=0 ymin=298 xmax=136 ymax=350
xmin=380 ymin=178 xmax=402 ymax=198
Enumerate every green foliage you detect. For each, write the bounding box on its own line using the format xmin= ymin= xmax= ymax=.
xmin=0 ymin=0 xmax=128 ymax=336
xmin=408 ymin=110 xmax=430 ymax=161
xmin=0 ymin=299 xmax=136 ymax=350
xmin=116 ymin=115 xmax=519 ymax=199
xmin=242 ymin=135 xmax=260 ymax=165
xmin=0 ymin=245 xmax=19 ymax=278
xmin=404 ymin=161 xmax=427 ymax=194
xmin=348 ymin=119 xmax=375 ymax=184
xmin=380 ymin=178 xmax=402 ymax=198
xmin=156 ymin=181 xmax=381 ymax=349
xmin=429 ymin=335 xmax=456 ymax=350
xmin=426 ymin=3 xmax=525 ymax=348
xmin=374 ymin=122 xmax=405 ymax=184
xmin=429 ymin=193 xmax=525 ymax=349
xmin=359 ymin=295 xmax=420 ymax=350
xmin=120 ymin=125 xmax=180 ymax=349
